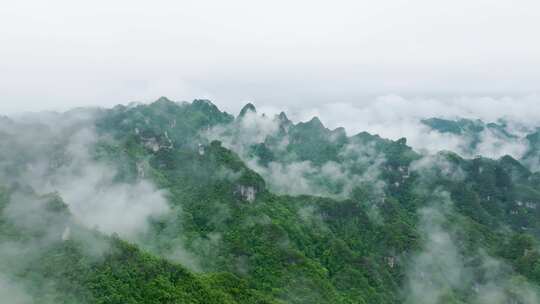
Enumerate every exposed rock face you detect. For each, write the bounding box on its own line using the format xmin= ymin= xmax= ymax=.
xmin=139 ymin=133 xmax=173 ymax=152
xmin=136 ymin=161 xmax=145 ymax=178
xmin=145 ymin=138 xmax=160 ymax=152
xmin=386 ymin=256 xmax=396 ymax=268
xmin=62 ymin=226 xmax=71 ymax=241
xmin=163 ymin=131 xmax=173 ymax=149
xmin=526 ymin=202 xmax=537 ymax=209
xmin=198 ymin=143 xmax=205 ymax=155
xmin=237 ymin=185 xmax=256 ymax=202
xmin=516 ymin=201 xmax=538 ymax=209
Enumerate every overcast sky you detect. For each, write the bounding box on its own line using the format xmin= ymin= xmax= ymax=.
xmin=1 ymin=0 xmax=539 ymax=115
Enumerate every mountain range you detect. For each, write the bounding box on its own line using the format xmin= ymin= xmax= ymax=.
xmin=1 ymin=98 xmax=540 ymax=303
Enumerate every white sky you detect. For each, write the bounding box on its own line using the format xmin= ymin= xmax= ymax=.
xmin=0 ymin=0 xmax=539 ymax=114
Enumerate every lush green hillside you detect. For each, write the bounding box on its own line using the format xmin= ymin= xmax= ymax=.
xmin=1 ymin=98 xmax=540 ymax=303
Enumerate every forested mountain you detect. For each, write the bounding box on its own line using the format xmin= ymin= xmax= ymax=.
xmin=1 ymin=98 xmax=540 ymax=303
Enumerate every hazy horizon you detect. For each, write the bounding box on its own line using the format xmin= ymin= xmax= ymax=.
xmin=1 ymin=0 xmax=539 ymax=115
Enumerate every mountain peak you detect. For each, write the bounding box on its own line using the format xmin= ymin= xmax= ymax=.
xmin=192 ymin=99 xmax=215 ymax=107
xmin=238 ymin=103 xmax=257 ymax=118
xmin=307 ymin=116 xmax=324 ymax=128
xmin=191 ymin=99 xmax=221 ymax=113
xmin=154 ymin=96 xmax=173 ymax=104
xmin=276 ymin=111 xmax=291 ymax=125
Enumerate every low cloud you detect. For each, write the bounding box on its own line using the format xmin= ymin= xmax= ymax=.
xmin=277 ymin=95 xmax=539 ymax=160
xmin=0 ymin=108 xmax=178 ymax=301
xmin=0 ymin=274 xmax=32 ymax=304
xmin=404 ymin=190 xmax=540 ymax=304
xmin=0 ymin=111 xmax=170 ymax=240
xmin=205 ymin=111 xmax=387 ymax=200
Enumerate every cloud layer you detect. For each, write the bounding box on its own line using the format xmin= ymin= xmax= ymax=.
xmin=278 ymin=95 xmax=540 ymax=160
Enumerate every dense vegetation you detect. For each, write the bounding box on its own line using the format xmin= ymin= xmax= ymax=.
xmin=1 ymin=98 xmax=540 ymax=303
